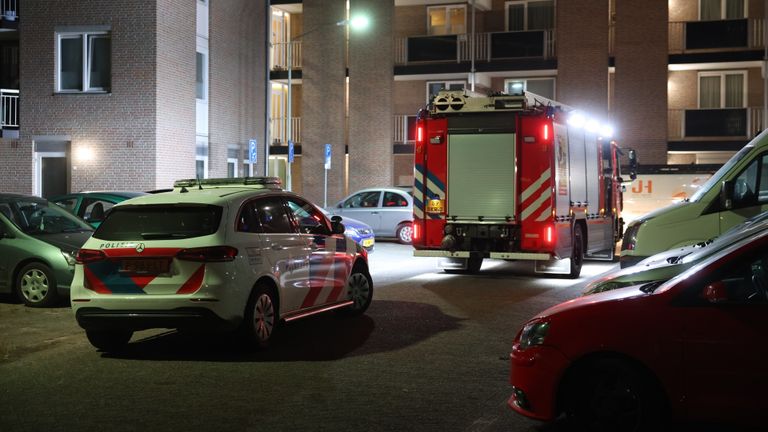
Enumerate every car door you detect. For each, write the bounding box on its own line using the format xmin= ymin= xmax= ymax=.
xmin=285 ymin=197 xmax=352 ymax=308
xmin=380 ymin=191 xmax=411 ymax=237
xmin=718 ymin=153 xmax=768 ymax=234
xmin=677 ymin=244 xmax=768 ymax=422
xmin=335 ymin=190 xmax=382 ymax=231
xmin=244 ymin=196 xmax=311 ymax=314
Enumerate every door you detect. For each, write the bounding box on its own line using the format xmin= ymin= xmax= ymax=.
xmin=718 ymin=153 xmax=768 ymax=233
xmin=35 ymin=151 xmax=68 ymax=198
xmin=380 ymin=191 xmax=411 ymax=237
xmin=335 ymin=190 xmax=382 ymax=232
xmin=284 ymin=197 xmax=352 ymax=308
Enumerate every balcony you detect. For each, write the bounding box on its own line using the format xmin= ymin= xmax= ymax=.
xmin=269 ymin=116 xmax=301 ymax=145
xmin=669 ymin=18 xmax=763 ymax=54
xmin=1 ymin=0 xmax=18 ymax=30
xmin=668 ymin=107 xmax=763 ymax=140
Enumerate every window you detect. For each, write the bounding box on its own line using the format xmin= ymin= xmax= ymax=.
xmin=196 ymin=138 xmax=208 ymax=179
xmin=253 ymin=197 xmax=294 ymax=234
xmin=383 ymin=192 xmax=408 ymax=207
xmin=504 ymin=78 xmax=555 ymax=99
xmin=196 ymin=51 xmax=206 ymax=100
xmin=699 ymin=71 xmax=746 ymax=108
xmin=506 ymin=0 xmax=555 ymax=31
xmin=732 ymin=154 xmax=768 ymax=207
xmin=343 ymin=191 xmax=381 ymax=208
xmin=57 ymin=31 xmax=111 ymax=92
xmin=427 ymin=5 xmax=466 ymax=35
xmin=94 ymin=205 xmax=222 ymax=241
xmin=285 ymin=198 xmax=330 ymax=235
xmin=427 ymin=81 xmax=466 ymax=103
xmin=700 ymin=0 xmax=745 ymax=20
xmin=82 ymin=199 xmax=115 ymax=222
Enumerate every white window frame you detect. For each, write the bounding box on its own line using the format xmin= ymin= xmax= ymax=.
xmin=426 ymin=5 xmax=467 ymax=35
xmin=56 ymin=30 xmax=111 ymax=93
xmin=698 ymin=0 xmax=747 ymax=20
xmin=426 ymin=80 xmax=467 ymax=103
xmin=196 ymin=51 xmax=208 ymax=101
xmin=504 ymin=77 xmax=556 ymax=98
xmin=505 ymin=0 xmax=556 ymax=31
xmin=697 ymin=70 xmax=747 ymax=108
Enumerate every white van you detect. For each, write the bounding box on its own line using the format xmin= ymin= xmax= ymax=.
xmin=621 ymin=129 xmax=768 ymax=267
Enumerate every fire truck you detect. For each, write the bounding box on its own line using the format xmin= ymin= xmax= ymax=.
xmin=412 ymin=90 xmax=636 ymax=278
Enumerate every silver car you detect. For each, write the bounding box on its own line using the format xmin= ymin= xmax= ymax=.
xmin=328 ymin=187 xmax=413 ymax=244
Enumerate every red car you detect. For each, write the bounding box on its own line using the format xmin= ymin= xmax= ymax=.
xmin=509 ymin=229 xmax=768 ymax=431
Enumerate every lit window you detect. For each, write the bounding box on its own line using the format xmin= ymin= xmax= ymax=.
xmin=699 ymin=71 xmax=746 ymax=108
xmin=506 ymin=1 xmax=555 ymax=31
xmin=700 ymin=0 xmax=745 ymax=20
xmin=57 ymin=31 xmax=111 ymax=92
xmin=427 ymin=5 xmax=466 ymax=35
xmin=504 ymin=78 xmax=555 ymax=99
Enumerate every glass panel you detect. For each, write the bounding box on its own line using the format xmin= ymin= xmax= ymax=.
xmin=733 ymin=158 xmax=758 ymax=205
xmin=88 ymin=35 xmax=110 ymax=90
xmin=254 ymin=197 xmax=294 ymax=234
xmin=196 ymin=52 xmax=205 ymax=99
xmin=700 ymin=0 xmax=721 ymax=20
xmin=7 ymin=200 xmax=93 ymax=234
xmin=428 ymin=82 xmax=445 ymax=101
xmin=699 ymin=76 xmax=721 ymax=108
xmin=725 ymin=0 xmax=744 ymax=19
xmin=448 ymin=6 xmax=465 ymax=34
xmin=343 ymin=191 xmax=381 ymax=208
xmin=60 ymin=36 xmax=83 ymax=91
xmin=759 ymin=154 xmax=768 ymax=203
xmin=94 ymin=205 xmax=222 ymax=240
xmin=286 ymin=198 xmax=330 ymax=235
xmin=428 ymin=7 xmax=447 ymax=35
xmin=527 ymin=0 xmax=554 ymax=30
xmin=196 ymin=159 xmax=205 ymax=179
xmin=724 ymin=74 xmax=744 ymax=108
xmin=447 ymin=82 xmax=465 ymax=91
xmin=383 ymin=192 xmax=409 ymax=207
xmin=506 ymin=80 xmax=525 ymax=95
xmin=526 ymin=78 xmax=555 ymax=99
xmin=507 ymin=3 xmax=525 ymax=31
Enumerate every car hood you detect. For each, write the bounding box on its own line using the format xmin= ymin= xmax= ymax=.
xmin=540 ymin=285 xmax=649 ymax=319
xmin=340 ymin=216 xmax=372 ymax=232
xmin=31 ymin=231 xmax=92 ymax=252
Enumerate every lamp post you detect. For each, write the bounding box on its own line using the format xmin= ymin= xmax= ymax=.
xmin=284 ymin=14 xmax=369 ymax=191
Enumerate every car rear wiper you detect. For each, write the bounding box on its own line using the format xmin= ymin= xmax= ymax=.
xmin=140 ymin=232 xmax=198 ymax=239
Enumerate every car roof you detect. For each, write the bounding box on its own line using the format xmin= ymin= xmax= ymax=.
xmin=112 ymin=187 xmax=292 ymax=208
xmin=346 ymin=187 xmax=412 ymax=195
xmin=52 ymin=191 xmax=148 ymax=200
xmin=0 ymin=193 xmax=46 ymax=203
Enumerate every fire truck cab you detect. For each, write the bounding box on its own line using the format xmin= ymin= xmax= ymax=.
xmin=412 ymin=90 xmax=634 ymax=278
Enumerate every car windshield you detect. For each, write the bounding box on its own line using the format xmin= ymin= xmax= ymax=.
xmin=0 ymin=199 xmax=93 ymax=235
xmin=94 ymin=204 xmax=223 ymax=241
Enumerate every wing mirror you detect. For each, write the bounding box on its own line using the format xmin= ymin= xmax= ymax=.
xmin=703 ymin=281 xmax=728 ymax=303
xmin=720 ymin=180 xmax=734 ymax=210
xmin=331 ymin=215 xmax=345 ymax=235
xmin=627 ymin=149 xmax=638 ymax=181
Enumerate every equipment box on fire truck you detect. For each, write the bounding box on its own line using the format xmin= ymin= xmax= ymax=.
xmin=412 ymin=91 xmax=636 ymax=278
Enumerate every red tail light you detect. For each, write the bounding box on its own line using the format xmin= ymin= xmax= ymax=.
xmin=413 ymin=221 xmax=421 ymax=242
xmin=76 ymin=249 xmax=106 ymax=264
xmin=545 ymin=226 xmax=554 ymax=244
xmin=417 ymin=126 xmax=424 ymax=144
xmin=543 ymin=124 xmax=549 ymax=141
xmin=176 ymin=246 xmax=238 ymax=262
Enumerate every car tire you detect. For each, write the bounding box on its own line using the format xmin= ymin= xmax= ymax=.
xmin=396 ymin=223 xmax=413 ymax=244
xmin=564 ymin=358 xmax=666 ymax=432
xmin=338 ymin=264 xmax=373 ymax=317
xmin=85 ymin=329 xmax=133 ymax=352
xmin=242 ymin=284 xmax=279 ymax=349
xmin=15 ymin=262 xmax=59 ymax=307
xmin=568 ymin=225 xmax=584 ymax=279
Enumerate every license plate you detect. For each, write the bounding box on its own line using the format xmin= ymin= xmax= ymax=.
xmin=362 ymin=238 xmax=374 ymax=248
xmin=120 ymin=259 xmax=170 ymax=275
xmin=426 ymin=199 xmax=444 ymax=214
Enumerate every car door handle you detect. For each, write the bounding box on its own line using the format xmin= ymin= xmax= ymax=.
xmin=370 ymin=211 xmax=379 ymax=215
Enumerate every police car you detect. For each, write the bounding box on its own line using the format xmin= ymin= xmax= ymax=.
xmin=70 ymin=177 xmax=373 ymax=351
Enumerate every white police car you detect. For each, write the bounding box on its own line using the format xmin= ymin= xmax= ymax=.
xmin=70 ymin=177 xmax=373 ymax=351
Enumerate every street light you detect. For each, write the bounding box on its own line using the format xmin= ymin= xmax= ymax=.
xmin=284 ymin=14 xmax=369 ymax=191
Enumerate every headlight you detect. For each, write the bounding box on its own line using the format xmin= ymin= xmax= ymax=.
xmin=519 ymin=320 xmax=550 ymax=350
xmin=61 ymin=250 xmax=77 ymax=266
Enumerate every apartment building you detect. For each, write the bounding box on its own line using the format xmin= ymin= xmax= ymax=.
xmin=0 ymin=0 xmax=267 ymax=197
xmin=268 ymin=0 xmax=767 ymax=205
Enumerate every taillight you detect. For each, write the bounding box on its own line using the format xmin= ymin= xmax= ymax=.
xmin=413 ymin=221 xmax=421 ymax=242
xmin=543 ymin=124 xmax=549 ymax=141
xmin=176 ymin=246 xmax=238 ymax=262
xmin=417 ymin=125 xmax=424 ymax=144
xmin=76 ymin=249 xmax=106 ymax=264
xmin=545 ymin=226 xmax=554 ymax=244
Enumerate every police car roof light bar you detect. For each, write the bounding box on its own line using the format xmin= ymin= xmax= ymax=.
xmin=173 ymin=177 xmax=283 ymax=189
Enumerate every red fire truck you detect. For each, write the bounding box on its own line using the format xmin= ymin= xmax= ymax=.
xmin=412 ymin=91 xmax=636 ymax=278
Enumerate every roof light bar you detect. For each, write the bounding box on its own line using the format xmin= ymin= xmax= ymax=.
xmin=173 ymin=177 xmax=283 ymax=189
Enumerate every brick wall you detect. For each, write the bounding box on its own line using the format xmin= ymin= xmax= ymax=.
xmin=209 ymin=0 xmax=267 ymax=179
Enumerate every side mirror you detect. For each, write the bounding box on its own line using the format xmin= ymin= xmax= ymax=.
xmin=703 ymin=281 xmax=728 ymax=303
xmin=336 ymin=202 xmax=343 ymax=209
xmin=720 ymin=180 xmax=734 ymax=210
xmin=331 ymin=215 xmax=345 ymax=234
xmin=628 ymin=149 xmax=638 ymax=181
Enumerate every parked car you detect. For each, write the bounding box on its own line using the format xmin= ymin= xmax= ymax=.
xmin=0 ymin=194 xmax=94 ymax=307
xmin=70 ymin=177 xmax=373 ymax=352
xmin=509 ymin=228 xmax=768 ymax=430
xmin=50 ymin=191 xmax=147 ymax=227
xmin=327 ymin=187 xmax=413 ymax=244
xmin=585 ymin=210 xmax=768 ymax=295
xmin=320 ymin=208 xmax=375 ymax=251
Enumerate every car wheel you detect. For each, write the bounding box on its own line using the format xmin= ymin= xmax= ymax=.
xmin=396 ymin=223 xmax=413 ymax=244
xmin=568 ymin=225 xmax=584 ymax=279
xmin=338 ymin=265 xmax=373 ymax=317
xmin=85 ymin=329 xmax=133 ymax=352
xmin=15 ymin=262 xmax=59 ymax=307
xmin=565 ymin=358 xmax=666 ymax=432
xmin=242 ymin=284 xmax=279 ymax=348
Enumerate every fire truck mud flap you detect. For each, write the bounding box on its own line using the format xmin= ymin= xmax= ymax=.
xmin=534 ymin=257 xmax=571 ymax=275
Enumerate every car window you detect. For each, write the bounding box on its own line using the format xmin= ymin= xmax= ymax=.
xmin=53 ymin=198 xmax=78 ymax=213
xmin=702 ymin=254 xmax=768 ymax=304
xmin=343 ymin=191 xmax=381 ymax=208
xmin=82 ymin=199 xmax=116 ymax=221
xmin=383 ymin=192 xmax=409 ymax=207
xmin=94 ymin=205 xmax=222 ymax=240
xmin=253 ymin=197 xmax=294 ymax=234
xmin=237 ymin=201 xmax=262 ymax=233
xmin=7 ymin=200 xmax=92 ymax=234
xmin=285 ymin=197 xmax=330 ymax=235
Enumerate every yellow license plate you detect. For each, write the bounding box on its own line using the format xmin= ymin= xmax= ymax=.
xmin=362 ymin=238 xmax=374 ymax=247
xmin=426 ymin=199 xmax=444 ymax=213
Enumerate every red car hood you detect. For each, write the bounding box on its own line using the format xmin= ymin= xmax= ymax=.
xmin=535 ymin=285 xmax=650 ymax=320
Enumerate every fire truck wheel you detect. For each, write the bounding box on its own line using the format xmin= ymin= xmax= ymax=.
xmin=568 ymin=226 xmax=584 ymax=279
xmin=396 ymin=223 xmax=413 ymax=244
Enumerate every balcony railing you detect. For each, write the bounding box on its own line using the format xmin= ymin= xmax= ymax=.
xmin=395 ymin=30 xmax=555 ymax=65
xmin=1 ymin=88 xmax=18 ymax=128
xmin=271 ymin=41 xmax=301 ymax=71
xmin=668 ymin=107 xmax=763 ymax=140
xmin=669 ymin=18 xmax=763 ymax=53
xmin=269 ymin=116 xmax=301 ymax=145
xmin=1 ymin=0 xmax=17 ymax=21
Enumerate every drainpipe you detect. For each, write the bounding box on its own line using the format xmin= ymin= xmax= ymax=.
xmin=470 ymin=0 xmax=476 ymax=92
